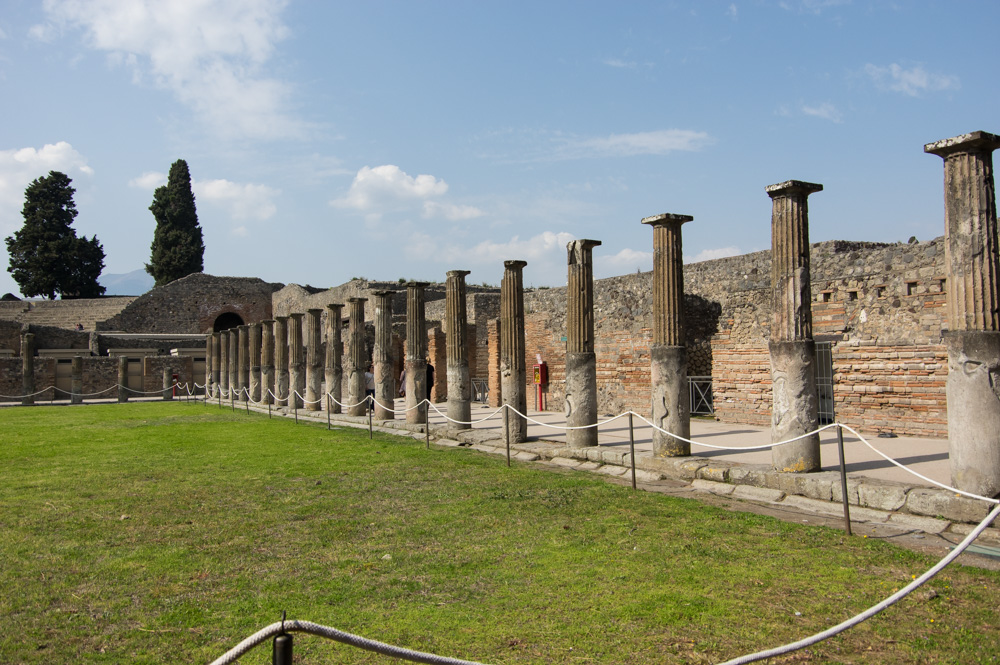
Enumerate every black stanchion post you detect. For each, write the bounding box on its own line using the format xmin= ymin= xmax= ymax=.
xmin=231 ymin=390 xmax=235 ymax=413
xmin=294 ymin=398 xmax=298 ymax=424
xmin=836 ymin=424 xmax=853 ymax=536
xmin=369 ymin=401 xmax=374 ymax=440
xmin=273 ymin=612 xmax=292 ymax=665
xmin=245 ymin=391 xmax=250 ymax=414
xmin=268 ymin=398 xmax=272 ymax=419
xmin=629 ymin=412 xmax=636 ymax=490
xmin=327 ymin=395 xmax=331 ymax=430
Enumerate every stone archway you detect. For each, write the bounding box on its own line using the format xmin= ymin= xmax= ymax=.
xmin=213 ymin=312 xmax=245 ymax=332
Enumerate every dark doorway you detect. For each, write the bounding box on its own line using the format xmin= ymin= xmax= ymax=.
xmin=213 ymin=312 xmax=245 ymax=331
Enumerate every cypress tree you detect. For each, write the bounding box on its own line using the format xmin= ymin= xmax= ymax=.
xmin=5 ymin=171 xmax=106 ymax=299
xmin=146 ymin=159 xmax=205 ymax=286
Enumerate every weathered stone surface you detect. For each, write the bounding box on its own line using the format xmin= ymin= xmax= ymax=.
xmin=887 ymin=512 xmax=950 ymax=534
xmin=650 ymin=345 xmax=690 ymax=455
xmin=500 ymin=260 xmax=528 ymax=443
xmin=71 ymin=356 xmax=82 ymax=404
xmin=945 ymin=332 xmax=1000 ymax=498
xmin=287 ymin=314 xmax=304 ymax=409
xmin=304 ymin=309 xmax=322 ymax=411
xmin=692 ymin=478 xmax=735 ymax=495
xmin=775 ymin=471 xmax=841 ymax=502
xmin=695 ymin=462 xmax=735 ymax=483
xmin=346 ymin=298 xmax=367 ymax=417
xmin=273 ymin=317 xmax=288 ymax=407
xmin=729 ymin=464 xmax=777 ymax=487
xmin=324 ymin=304 xmax=343 ymax=413
xmin=21 ymin=333 xmax=34 ymax=406
xmin=905 ymin=487 xmax=992 ymax=523
xmin=857 ymin=479 xmax=909 ymax=511
xmin=445 ymin=270 xmax=472 ymax=429
xmin=565 ymin=351 xmax=598 ymax=447
xmin=770 ymin=339 xmax=821 ymax=472
xmin=372 ymin=292 xmax=395 ymax=420
xmin=404 ymin=283 xmax=428 ymax=424
xmin=732 ymin=486 xmax=786 ymax=503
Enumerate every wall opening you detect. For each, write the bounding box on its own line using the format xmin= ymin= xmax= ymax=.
xmin=213 ymin=312 xmax=245 ymax=332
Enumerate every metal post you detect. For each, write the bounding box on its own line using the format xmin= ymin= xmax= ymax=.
xmin=268 ymin=399 xmax=272 ymax=419
xmin=230 ymin=389 xmax=235 ymax=412
xmin=294 ymin=399 xmax=298 ymax=424
xmin=327 ymin=395 xmax=331 ymax=430
xmin=836 ymin=424 xmax=853 ymax=536
xmin=369 ymin=404 xmax=374 ymax=440
xmin=629 ymin=412 xmax=636 ymax=490
xmin=425 ymin=421 xmax=429 ymax=449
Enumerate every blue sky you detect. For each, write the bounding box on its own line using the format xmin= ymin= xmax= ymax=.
xmin=1 ymin=1 xmax=997 ymax=298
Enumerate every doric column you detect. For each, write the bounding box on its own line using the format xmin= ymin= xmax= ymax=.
xmin=21 ymin=332 xmax=34 ymax=406
xmin=346 ymin=297 xmax=368 ymax=416
xmin=228 ymin=329 xmax=238 ymax=401
xmin=71 ymin=356 xmax=83 ymax=405
xmin=405 ymin=283 xmax=429 ymax=424
xmin=305 ymin=309 xmax=323 ymax=411
xmin=260 ymin=321 xmax=274 ymax=404
xmin=162 ymin=366 xmax=173 ymax=401
xmin=210 ymin=332 xmax=221 ymax=398
xmin=446 ymin=270 xmax=472 ymax=429
xmin=767 ymin=180 xmax=823 ymax=473
xmin=925 ymin=131 xmax=1000 ymax=497
xmin=565 ymin=241 xmax=601 ymax=448
xmin=219 ymin=331 xmax=229 ymax=398
xmin=237 ymin=325 xmax=249 ymax=401
xmin=273 ymin=317 xmax=289 ymax=407
xmin=501 ymin=260 xmax=528 ymax=443
xmin=325 ymin=304 xmax=344 ymax=413
xmin=372 ymin=291 xmax=395 ymax=420
xmin=288 ymin=313 xmax=305 ymax=409
xmin=643 ymin=213 xmax=693 ymax=456
xmin=117 ymin=356 xmax=128 ymax=403
xmin=205 ymin=333 xmax=213 ymax=398
xmin=249 ymin=323 xmax=262 ymax=403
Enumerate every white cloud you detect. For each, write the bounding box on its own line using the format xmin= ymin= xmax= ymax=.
xmin=408 ymin=230 xmax=575 ymax=267
xmin=553 ymin=129 xmax=712 ymax=160
xmin=596 ymin=248 xmax=653 ymax=276
xmin=726 ymin=4 xmax=738 ymax=20
xmin=686 ymin=246 xmax=741 ymax=264
xmin=36 ymin=0 xmax=302 ymax=140
xmin=0 ymin=142 xmax=92 ymax=234
xmin=195 ymin=178 xmax=279 ymax=221
xmin=128 ymin=171 xmax=166 ymax=190
xmin=864 ymin=63 xmax=959 ymax=97
xmin=602 ymin=58 xmax=636 ymax=69
xmin=801 ymin=102 xmax=843 ymax=123
xmin=332 ymin=165 xmax=449 ymax=212
xmin=422 ymin=201 xmax=484 ymax=221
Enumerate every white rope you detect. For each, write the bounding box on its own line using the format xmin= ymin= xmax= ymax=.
xmin=208 ymin=619 xmax=490 ymax=665
xmin=425 ymin=400 xmax=507 ymax=425
xmin=717 ymin=502 xmax=1000 ymax=664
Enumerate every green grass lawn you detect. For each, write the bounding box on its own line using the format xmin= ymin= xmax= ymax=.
xmin=1 ymin=403 xmax=997 ymax=664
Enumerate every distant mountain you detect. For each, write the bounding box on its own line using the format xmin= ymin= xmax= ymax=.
xmin=99 ymin=269 xmax=155 ymax=296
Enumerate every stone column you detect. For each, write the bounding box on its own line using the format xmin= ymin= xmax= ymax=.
xmin=564 ymin=241 xmax=602 ymax=447
xmin=260 ymin=321 xmax=274 ymax=404
xmin=249 ymin=323 xmax=262 ymax=403
xmin=325 ymin=304 xmax=344 ymax=413
xmin=767 ymin=180 xmax=823 ymax=473
xmin=228 ymin=329 xmax=238 ymax=400
xmin=211 ymin=332 xmax=221 ymax=398
xmin=163 ymin=366 xmax=173 ymax=401
xmin=117 ymin=356 xmax=128 ymax=403
xmin=446 ymin=270 xmax=472 ymax=429
xmin=501 ymin=260 xmax=528 ymax=443
xmin=71 ymin=356 xmax=83 ymax=405
xmin=237 ymin=325 xmax=249 ymax=401
xmin=372 ymin=291 xmax=395 ymax=420
xmin=642 ymin=214 xmax=693 ymax=456
xmin=219 ymin=331 xmax=229 ymax=398
xmin=274 ymin=316 xmax=289 ymax=407
xmin=304 ymin=309 xmax=322 ymax=411
xmin=404 ymin=283 xmax=429 ymax=424
xmin=21 ymin=332 xmax=34 ymax=406
xmin=925 ymin=131 xmax=1000 ymax=497
xmin=288 ymin=313 xmax=305 ymax=409
xmin=205 ymin=333 xmax=213 ymax=398
xmin=346 ymin=297 xmax=368 ymax=416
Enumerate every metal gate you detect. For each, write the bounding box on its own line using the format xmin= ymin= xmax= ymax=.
xmin=815 ymin=342 xmax=834 ymax=424
xmin=688 ymin=376 xmax=714 ymax=415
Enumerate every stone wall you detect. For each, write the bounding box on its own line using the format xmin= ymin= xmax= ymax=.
xmin=97 ymin=273 xmax=282 ymax=334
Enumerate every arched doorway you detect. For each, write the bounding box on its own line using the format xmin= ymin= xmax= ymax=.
xmin=213 ymin=312 xmax=245 ymax=331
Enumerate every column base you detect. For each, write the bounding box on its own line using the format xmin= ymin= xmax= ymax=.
xmin=769 ymin=339 xmax=821 ymax=473
xmin=566 ymin=352 xmax=598 ymax=448
xmin=946 ymin=331 xmax=1000 ymax=498
xmin=650 ymin=345 xmax=690 ymax=456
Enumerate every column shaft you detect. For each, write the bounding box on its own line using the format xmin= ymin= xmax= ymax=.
xmin=288 ymin=314 xmax=304 ymax=409
xmin=405 ymin=284 xmax=428 ymax=424
xmin=238 ymin=325 xmax=249 ymax=401
xmin=21 ymin=333 xmax=34 ymax=406
xmin=346 ymin=298 xmax=368 ymax=416
xmin=274 ymin=317 xmax=289 ymax=407
xmin=565 ymin=241 xmax=601 ymax=448
xmin=501 ymin=261 xmax=528 ymax=443
xmin=766 ymin=180 xmax=823 ymax=472
xmin=71 ymin=356 xmax=83 ymax=405
xmin=205 ymin=333 xmax=213 ymax=398
xmin=117 ymin=356 xmax=128 ymax=403
xmin=325 ymin=305 xmax=344 ymax=413
xmin=211 ymin=332 xmax=221 ymax=398
xmin=373 ymin=292 xmax=395 ymax=420
xmin=260 ymin=321 xmax=274 ymax=405
xmin=926 ymin=131 xmax=1000 ymax=496
xmin=446 ymin=270 xmax=472 ymax=429
xmin=249 ymin=323 xmax=262 ymax=403
xmin=228 ymin=330 xmax=238 ymax=401
xmin=305 ymin=309 xmax=322 ymax=411
xmin=219 ymin=331 xmax=229 ymax=398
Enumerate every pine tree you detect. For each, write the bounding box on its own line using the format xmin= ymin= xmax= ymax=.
xmin=146 ymin=159 xmax=205 ymax=286
xmin=5 ymin=171 xmax=106 ymax=300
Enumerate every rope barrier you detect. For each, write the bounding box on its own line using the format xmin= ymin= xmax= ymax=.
xmin=208 ymin=619 xmax=490 ymax=665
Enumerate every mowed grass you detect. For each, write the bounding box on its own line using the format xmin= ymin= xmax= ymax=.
xmin=1 ymin=403 xmax=997 ymax=665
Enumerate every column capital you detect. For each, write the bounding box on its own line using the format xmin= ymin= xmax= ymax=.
xmin=568 ymin=239 xmax=601 ymax=264
xmin=288 ymin=312 xmax=304 ymax=320
xmin=346 ymin=296 xmax=367 ymax=304
xmin=404 ymin=282 xmax=429 ymax=289
xmin=504 ymin=259 xmax=527 ymax=271
xmin=274 ymin=315 xmax=289 ymax=322
xmin=446 ymin=269 xmax=471 ymax=279
xmin=765 ymin=180 xmax=823 ymax=198
xmin=372 ymin=290 xmax=395 ymax=298
xmin=326 ymin=303 xmax=343 ymax=311
xmin=259 ymin=319 xmax=273 ymax=326
xmin=925 ymin=130 xmax=1000 ymax=158
xmin=306 ymin=308 xmax=322 ymax=315
xmin=641 ymin=213 xmax=693 ymax=227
